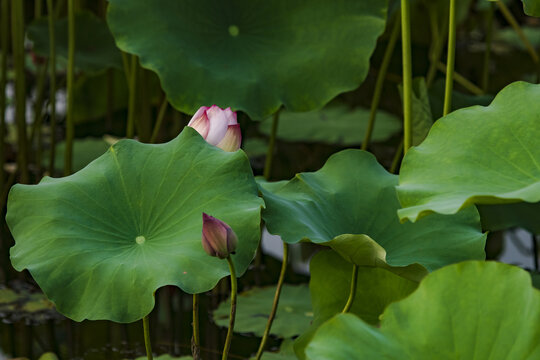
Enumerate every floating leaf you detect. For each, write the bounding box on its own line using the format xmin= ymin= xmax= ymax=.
xmin=258 ymin=105 xmax=401 ymax=146
xmin=27 ymin=11 xmax=122 ymax=73
xmin=293 ymin=250 xmax=418 ymax=360
xmin=397 ymin=81 xmax=540 ymax=222
xmin=213 ymin=284 xmax=312 ymax=338
xmin=258 ymin=150 xmax=486 ymax=272
xmin=478 ymin=202 xmax=540 ymax=234
xmin=106 ymin=0 xmax=389 ymax=119
xmin=305 ymin=261 xmax=540 ymax=359
xmin=7 ymin=127 xmax=263 ymax=322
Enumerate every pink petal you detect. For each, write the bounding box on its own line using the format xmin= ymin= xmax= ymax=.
xmin=216 ymin=124 xmax=242 ymax=152
xmin=224 ymin=107 xmax=238 ymax=125
xmin=188 ymin=107 xmax=210 ymax=139
xmin=205 ymin=106 xmax=230 ymax=145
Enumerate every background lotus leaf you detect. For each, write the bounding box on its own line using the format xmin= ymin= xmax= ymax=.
xmin=7 ymin=128 xmax=263 ymax=323
xmin=213 ymin=284 xmax=312 ymax=338
xmin=478 ymin=202 xmax=540 ymax=234
xmin=106 ymin=0 xmax=389 ymax=119
xmin=258 ymin=150 xmax=486 ymax=271
xmin=397 ymin=81 xmax=540 ymax=222
xmin=27 ymin=11 xmax=122 ymax=74
xmin=305 ymin=261 xmax=540 ymax=359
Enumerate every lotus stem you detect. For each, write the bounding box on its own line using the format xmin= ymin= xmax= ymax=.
xmin=150 ymin=96 xmax=169 ymax=143
xmin=341 ymin=264 xmax=359 ymax=313
xmin=533 ymin=234 xmax=539 ymax=271
xmin=222 ymin=256 xmax=237 ymax=360
xmin=143 ymin=315 xmax=153 ymax=360
xmin=127 ymin=55 xmax=138 ymax=138
xmin=436 ymin=62 xmax=484 ymax=96
xmin=426 ymin=3 xmax=448 ymax=88
xmin=65 ymin=0 xmax=75 ymax=176
xmin=254 ymin=242 xmax=289 ymax=360
xmin=47 ymin=0 xmax=57 ymax=175
xmin=192 ymin=293 xmax=201 ymax=360
xmin=482 ymin=2 xmax=495 ymax=92
xmin=362 ymin=16 xmax=401 ymax=151
xmin=12 ymin=0 xmax=29 ymax=183
xmin=401 ymin=0 xmax=413 ymax=154
xmin=263 ymin=110 xmax=280 ymax=180
xmin=443 ymin=0 xmax=457 ymax=117
xmin=389 ymin=140 xmax=404 ymax=174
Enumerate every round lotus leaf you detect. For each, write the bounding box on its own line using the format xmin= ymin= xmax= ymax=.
xmin=258 ymin=150 xmax=486 ymax=272
xmin=27 ymin=11 xmax=122 ymax=74
xmin=7 ymin=127 xmax=263 ymax=323
xmin=106 ymin=0 xmax=389 ymax=119
xmin=258 ymin=105 xmax=401 ymax=146
xmin=293 ymin=250 xmax=418 ymax=360
xmin=397 ymin=81 xmax=540 ymax=223
xmin=305 ymin=261 xmax=540 ymax=360
xmin=213 ymin=284 xmax=312 ymax=338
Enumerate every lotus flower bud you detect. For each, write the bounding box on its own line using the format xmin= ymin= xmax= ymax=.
xmin=201 ymin=213 xmax=238 ymax=259
xmin=188 ymin=105 xmax=241 ymax=152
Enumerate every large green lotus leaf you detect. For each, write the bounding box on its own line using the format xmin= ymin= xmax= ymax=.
xmin=27 ymin=11 xmax=122 ymax=74
xmin=213 ymin=284 xmax=312 ymax=338
xmin=258 ymin=105 xmax=401 ymax=146
xmin=305 ymin=261 xmax=540 ymax=359
xmin=106 ymin=0 xmax=389 ymax=119
xmin=7 ymin=127 xmax=263 ymax=323
xmin=293 ymin=250 xmax=418 ymax=360
xmin=478 ymin=202 xmax=540 ymax=234
xmin=397 ymin=81 xmax=540 ymax=222
xmin=258 ymin=150 xmax=486 ymax=272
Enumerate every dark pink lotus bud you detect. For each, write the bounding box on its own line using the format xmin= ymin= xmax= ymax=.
xmin=201 ymin=213 xmax=238 ymax=259
xmin=188 ymin=105 xmax=241 ymax=152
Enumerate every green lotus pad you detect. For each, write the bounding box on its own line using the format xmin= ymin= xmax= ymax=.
xmin=258 ymin=150 xmax=486 ymax=273
xmin=305 ymin=261 xmax=540 ymax=360
xmin=213 ymin=284 xmax=312 ymax=338
xmin=258 ymin=105 xmax=401 ymax=146
xmin=293 ymin=250 xmax=418 ymax=360
xmin=106 ymin=0 xmax=389 ymax=119
xmin=7 ymin=127 xmax=263 ymax=323
xmin=397 ymin=81 xmax=540 ymax=222
xmin=523 ymin=0 xmax=540 ymax=16
xmin=27 ymin=11 xmax=122 ymax=73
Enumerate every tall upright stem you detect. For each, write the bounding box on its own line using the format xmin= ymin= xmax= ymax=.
xmin=11 ymin=0 xmax=29 ymax=183
xmin=482 ymin=3 xmax=495 ymax=92
xmin=191 ymin=293 xmax=201 ymax=360
xmin=47 ymin=0 xmax=57 ymax=175
xmin=222 ymin=256 xmax=237 ymax=360
xmin=150 ymin=96 xmax=169 ymax=144
xmin=126 ymin=55 xmax=138 ymax=138
xmin=254 ymin=242 xmax=289 ymax=360
xmin=341 ymin=264 xmax=359 ymax=313
xmin=443 ymin=0 xmax=457 ymax=117
xmin=64 ymin=0 xmax=75 ymax=176
xmin=142 ymin=315 xmax=153 ymax=360
xmin=263 ymin=110 xmax=280 ymax=180
xmin=362 ymin=17 xmax=400 ymax=151
xmin=401 ymin=0 xmax=413 ymax=154
xmin=426 ymin=3 xmax=448 ymax=88
xmin=0 ymin=0 xmax=8 ymax=189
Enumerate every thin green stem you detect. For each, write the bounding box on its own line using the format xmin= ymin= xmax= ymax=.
xmin=254 ymin=242 xmax=289 ymax=360
xmin=150 ymin=96 xmax=169 ymax=143
xmin=0 ymin=0 xmax=9 ymax=189
xmin=389 ymin=140 xmax=404 ymax=174
xmin=12 ymin=0 xmax=29 ymax=183
xmin=401 ymin=0 xmax=413 ymax=154
xmin=443 ymin=0 xmax=457 ymax=117
xmin=126 ymin=55 xmax=138 ymax=138
xmin=35 ymin=0 xmax=43 ymax=18
xmin=341 ymin=264 xmax=359 ymax=313
xmin=121 ymin=51 xmax=131 ymax=86
xmin=64 ymin=0 xmax=75 ymax=176
xmin=482 ymin=2 xmax=495 ymax=92
xmin=426 ymin=3 xmax=448 ymax=88
xmin=497 ymin=0 xmax=539 ymax=65
xmin=191 ymin=293 xmax=201 ymax=360
xmin=263 ymin=110 xmax=280 ymax=180
xmin=436 ymin=62 xmax=484 ymax=96
xmin=142 ymin=315 xmax=153 ymax=360
xmin=47 ymin=0 xmax=57 ymax=175
xmin=31 ymin=61 xmax=49 ymax=176
xmin=223 ymin=256 xmax=237 ymax=360
xmin=362 ymin=17 xmax=400 ymax=151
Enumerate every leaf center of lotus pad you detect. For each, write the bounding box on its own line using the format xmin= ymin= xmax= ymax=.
xmin=228 ymin=25 xmax=239 ymax=37
xmin=135 ymin=235 xmax=146 ymax=245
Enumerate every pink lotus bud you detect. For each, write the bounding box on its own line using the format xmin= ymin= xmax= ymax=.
xmin=201 ymin=213 xmax=238 ymax=259
xmin=188 ymin=105 xmax=241 ymax=152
